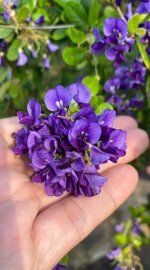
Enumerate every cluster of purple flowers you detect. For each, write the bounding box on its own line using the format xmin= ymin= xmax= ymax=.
xmin=0 ymin=1 xmax=59 ymax=68
xmin=13 ymin=82 xmax=127 ymax=197
xmin=104 ymin=61 xmax=146 ymax=113
xmin=91 ymin=0 xmax=150 ymax=67
xmin=91 ymin=18 xmax=133 ymax=67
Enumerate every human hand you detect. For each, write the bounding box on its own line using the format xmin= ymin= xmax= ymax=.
xmin=0 ymin=116 xmax=148 ymax=270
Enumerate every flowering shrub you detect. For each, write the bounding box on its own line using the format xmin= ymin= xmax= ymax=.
xmin=107 ymin=202 xmax=150 ymax=270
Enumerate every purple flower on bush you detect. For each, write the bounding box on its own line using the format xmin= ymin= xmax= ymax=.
xmin=17 ymin=49 xmax=28 ymax=66
xmin=115 ymin=223 xmax=124 ymax=233
xmin=42 ymin=54 xmax=50 ymax=69
xmin=116 ymin=0 xmax=122 ymax=6
xmin=13 ymin=82 xmax=127 ymax=197
xmin=137 ymin=0 xmax=150 ymax=14
xmin=104 ymin=78 xmax=121 ymax=94
xmin=91 ymin=18 xmax=132 ymax=66
xmin=107 ymin=248 xmax=121 ymax=260
xmin=104 ymin=18 xmax=127 ymax=43
xmin=35 ymin=16 xmax=45 ymax=25
xmin=47 ymin=40 xmax=59 ymax=53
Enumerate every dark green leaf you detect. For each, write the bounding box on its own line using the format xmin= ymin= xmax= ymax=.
xmin=88 ymin=0 xmax=100 ymax=27
xmin=7 ymin=39 xmax=23 ymax=61
xmin=52 ymin=29 xmax=66 ymax=41
xmin=0 ymin=67 xmax=8 ymax=83
xmin=62 ymin=47 xmax=86 ymax=66
xmin=0 ymin=28 xmax=13 ymax=39
xmin=17 ymin=5 xmax=30 ymax=22
xmin=136 ymin=37 xmax=150 ymax=69
xmin=64 ymin=1 xmax=88 ymax=29
xmin=67 ymin=28 xmax=86 ymax=44
xmin=0 ymin=81 xmax=10 ymax=101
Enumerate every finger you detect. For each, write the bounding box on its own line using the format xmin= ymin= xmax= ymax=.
xmin=113 ymin=116 xmax=138 ymax=130
xmin=146 ymin=165 xmax=150 ymax=176
xmin=33 ymin=164 xmax=138 ymax=269
xmin=100 ymin=128 xmax=149 ymax=173
xmin=0 ymin=117 xmax=20 ymax=146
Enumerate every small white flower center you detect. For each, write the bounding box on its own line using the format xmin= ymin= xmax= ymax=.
xmin=56 ymin=99 xmax=63 ymax=109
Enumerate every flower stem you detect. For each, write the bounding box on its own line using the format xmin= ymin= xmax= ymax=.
xmin=113 ymin=3 xmax=127 ymax=22
xmin=0 ymin=24 xmax=75 ymax=30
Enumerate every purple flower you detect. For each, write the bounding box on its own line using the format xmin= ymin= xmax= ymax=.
xmin=133 ymin=218 xmax=142 ymax=235
xmin=46 ymin=40 xmax=59 ymax=53
xmin=17 ymin=49 xmax=28 ymax=66
xmin=53 ymin=263 xmax=67 ymax=270
xmin=42 ymin=54 xmax=50 ymax=69
xmin=116 ymin=0 xmax=122 ymax=6
xmin=91 ymin=28 xmax=106 ymax=55
xmin=104 ymin=78 xmax=121 ymax=94
xmin=115 ymin=223 xmax=124 ymax=233
xmin=98 ymin=109 xmax=116 ymax=128
xmin=107 ymin=248 xmax=121 ymax=260
xmin=4 ymin=11 xmax=10 ymax=21
xmin=137 ymin=1 xmax=150 ymax=13
xmin=17 ymin=98 xmax=41 ymax=126
xmin=13 ymin=128 xmax=29 ymax=155
xmin=45 ymin=85 xmax=73 ymax=111
xmin=67 ymin=82 xmax=91 ymax=104
xmin=28 ymin=46 xmax=37 ymax=58
xmin=0 ymin=52 xmax=4 ymax=65
xmin=104 ymin=18 xmax=127 ymax=42
xmin=34 ymin=16 xmax=45 ymax=25
xmin=69 ymin=119 xmax=101 ymax=150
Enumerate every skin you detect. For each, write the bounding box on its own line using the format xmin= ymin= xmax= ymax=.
xmin=0 ymin=116 xmax=149 ymax=270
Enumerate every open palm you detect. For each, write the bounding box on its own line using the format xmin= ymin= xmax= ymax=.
xmin=0 ymin=116 xmax=148 ymax=270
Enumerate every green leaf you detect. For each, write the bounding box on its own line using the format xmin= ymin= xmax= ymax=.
xmin=66 ymin=28 xmax=86 ymax=44
xmin=82 ymin=75 xmax=100 ymax=95
xmin=63 ymin=47 xmax=86 ymax=66
xmin=9 ymin=84 xmax=20 ymax=99
xmin=115 ymin=234 xmax=128 ymax=246
xmin=136 ymin=28 xmax=146 ymax=37
xmin=88 ymin=0 xmax=100 ymax=27
xmin=0 ymin=67 xmax=8 ymax=83
xmin=128 ymin=14 xmax=140 ymax=34
xmin=54 ymin=0 xmax=70 ymax=7
xmin=96 ymin=102 xmax=113 ymax=115
xmin=7 ymin=39 xmax=23 ymax=61
xmin=29 ymin=0 xmax=38 ymax=10
xmin=0 ymin=81 xmax=10 ymax=101
xmin=104 ymin=6 xmax=117 ymax=18
xmin=0 ymin=28 xmax=13 ymax=39
xmin=52 ymin=29 xmax=66 ymax=41
xmin=17 ymin=5 xmax=30 ymax=22
xmin=136 ymin=37 xmax=150 ymax=69
xmin=64 ymin=1 xmax=88 ymax=29
xmin=61 ymin=255 xmax=69 ymax=265
xmin=91 ymin=95 xmax=104 ymax=109
xmin=81 ymin=0 xmax=92 ymax=12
